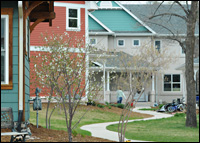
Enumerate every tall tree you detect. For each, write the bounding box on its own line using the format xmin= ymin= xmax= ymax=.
xmin=148 ymin=1 xmax=199 ymax=127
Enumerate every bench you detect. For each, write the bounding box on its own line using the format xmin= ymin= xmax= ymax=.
xmin=1 ymin=107 xmax=29 ymax=142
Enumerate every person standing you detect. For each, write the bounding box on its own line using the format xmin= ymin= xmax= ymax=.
xmin=116 ymin=87 xmax=126 ymax=103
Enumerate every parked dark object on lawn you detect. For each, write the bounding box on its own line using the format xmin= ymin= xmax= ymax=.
xmin=158 ymin=98 xmax=186 ymax=113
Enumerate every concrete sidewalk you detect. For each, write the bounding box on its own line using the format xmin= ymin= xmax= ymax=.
xmin=80 ymin=107 xmax=174 ymax=142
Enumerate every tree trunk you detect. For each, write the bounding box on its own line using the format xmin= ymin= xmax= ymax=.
xmin=185 ymin=1 xmax=198 ymax=128
xmin=46 ymin=100 xmax=50 ymax=129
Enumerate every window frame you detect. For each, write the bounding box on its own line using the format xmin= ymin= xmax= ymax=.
xmin=132 ymin=39 xmax=140 ymax=47
xmin=89 ymin=38 xmax=97 ymax=45
xmin=163 ymin=74 xmax=181 ymax=92
xmin=117 ymin=39 xmax=125 ymax=47
xmin=66 ymin=7 xmax=80 ymax=31
xmin=155 ymin=40 xmax=161 ymax=53
xmin=1 ymin=8 xmax=13 ymax=89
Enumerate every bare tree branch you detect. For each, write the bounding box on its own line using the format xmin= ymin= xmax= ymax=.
xmin=175 ymin=1 xmax=189 ymax=15
xmin=152 ymin=1 xmax=165 ymax=16
xmin=149 ymin=13 xmax=188 ymax=21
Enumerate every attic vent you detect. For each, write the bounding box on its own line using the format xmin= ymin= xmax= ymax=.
xmin=100 ymin=1 xmax=112 ymax=7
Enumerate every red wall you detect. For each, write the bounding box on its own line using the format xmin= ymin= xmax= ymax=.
xmin=30 ymin=1 xmax=86 ymax=97
xmin=30 ymin=7 xmax=85 ymax=46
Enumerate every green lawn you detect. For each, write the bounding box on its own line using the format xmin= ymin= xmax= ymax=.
xmin=30 ymin=104 xmax=143 ymax=136
xmin=107 ymin=113 xmax=199 ymax=142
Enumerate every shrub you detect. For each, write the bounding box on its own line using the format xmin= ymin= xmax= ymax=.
xmin=92 ymin=101 xmax=96 ymax=106
xmin=110 ymin=104 xmax=117 ymax=107
xmin=105 ymin=102 xmax=109 ymax=105
xmin=116 ymin=103 xmax=124 ymax=109
xmin=97 ymin=104 xmax=105 ymax=108
xmin=108 ymin=106 xmax=111 ymax=109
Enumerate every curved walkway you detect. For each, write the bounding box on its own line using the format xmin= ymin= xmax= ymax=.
xmin=80 ymin=107 xmax=174 ymax=142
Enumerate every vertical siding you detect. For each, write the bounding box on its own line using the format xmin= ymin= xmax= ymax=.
xmin=1 ymin=1 xmax=19 ymax=122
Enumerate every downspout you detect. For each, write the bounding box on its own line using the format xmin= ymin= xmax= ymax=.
xmin=85 ymin=4 xmax=89 ymax=99
xmin=17 ymin=1 xmax=23 ymax=132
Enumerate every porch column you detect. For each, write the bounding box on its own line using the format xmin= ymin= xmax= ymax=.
xmin=103 ymin=62 xmax=106 ymax=103
xmin=152 ymin=74 xmax=155 ymax=92
xmin=129 ymin=72 xmax=132 ymax=92
xmin=150 ymin=73 xmax=155 ymax=106
xmin=107 ymin=71 xmax=110 ymax=91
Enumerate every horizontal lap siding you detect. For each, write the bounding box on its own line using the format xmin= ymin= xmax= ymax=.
xmin=25 ymin=55 xmax=30 ymax=121
xmin=30 ymin=2 xmax=86 ymax=98
xmin=30 ymin=51 xmax=86 ymax=97
xmin=1 ymin=1 xmax=19 ymax=122
xmin=31 ymin=7 xmax=86 ymax=46
xmin=30 ymin=7 xmax=66 ymax=46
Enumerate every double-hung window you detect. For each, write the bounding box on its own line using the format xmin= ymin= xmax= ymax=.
xmin=118 ymin=39 xmax=125 ymax=47
xmin=90 ymin=38 xmax=97 ymax=45
xmin=155 ymin=40 xmax=161 ymax=53
xmin=133 ymin=40 xmax=140 ymax=47
xmin=1 ymin=8 xmax=13 ymax=89
xmin=67 ymin=8 xmax=80 ymax=30
xmin=164 ymin=74 xmax=181 ymax=92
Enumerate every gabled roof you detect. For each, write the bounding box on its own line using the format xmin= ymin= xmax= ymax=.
xmin=89 ymin=13 xmax=113 ymax=33
xmin=89 ymin=1 xmax=155 ymax=34
xmin=123 ymin=4 xmax=199 ymax=35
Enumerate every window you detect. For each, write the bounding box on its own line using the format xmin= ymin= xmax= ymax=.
xmin=118 ymin=40 xmax=125 ymax=47
xmin=133 ymin=40 xmax=140 ymax=47
xmin=90 ymin=38 xmax=96 ymax=45
xmin=164 ymin=74 xmax=181 ymax=92
xmin=155 ymin=40 xmax=161 ymax=52
xmin=1 ymin=8 xmax=13 ymax=89
xmin=67 ymin=8 xmax=80 ymax=30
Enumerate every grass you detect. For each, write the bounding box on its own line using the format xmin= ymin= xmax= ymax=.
xmin=29 ymin=103 xmax=143 ymax=136
xmin=107 ymin=113 xmax=199 ymax=142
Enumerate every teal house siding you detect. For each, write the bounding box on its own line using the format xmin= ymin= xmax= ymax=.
xmin=91 ymin=9 xmax=150 ymax=33
xmin=25 ymin=54 xmax=30 ymax=121
xmin=1 ymin=1 xmax=19 ymax=122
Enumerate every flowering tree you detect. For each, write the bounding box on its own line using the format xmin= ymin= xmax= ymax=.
xmin=112 ymin=41 xmax=176 ymax=142
xmin=31 ymin=31 xmax=101 ymax=142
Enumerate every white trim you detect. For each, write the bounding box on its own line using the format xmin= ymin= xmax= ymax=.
xmin=30 ymin=46 xmax=86 ymax=53
xmin=85 ymin=7 xmax=89 ymax=98
xmin=66 ymin=7 xmax=81 ymax=31
xmin=115 ymin=33 xmax=155 ymax=36
xmin=117 ymin=39 xmax=125 ymax=47
xmin=1 ymin=15 xmax=9 ymax=85
xmin=98 ymin=7 xmax=122 ymax=9
xmin=54 ymin=2 xmax=86 ymax=8
xmin=89 ymin=32 xmax=114 ymax=35
xmin=132 ymin=39 xmax=140 ymax=47
xmin=107 ymin=71 xmax=110 ymax=91
xmin=115 ymin=1 xmax=156 ymax=34
xmin=89 ymin=13 xmax=114 ymax=33
xmin=18 ymin=1 xmax=24 ymax=111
